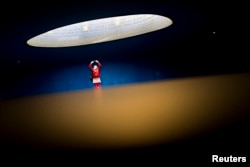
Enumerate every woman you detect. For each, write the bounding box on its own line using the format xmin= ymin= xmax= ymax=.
xmin=89 ymin=60 xmax=102 ymax=88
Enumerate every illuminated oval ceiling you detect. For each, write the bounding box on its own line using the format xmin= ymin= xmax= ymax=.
xmin=27 ymin=14 xmax=173 ymax=47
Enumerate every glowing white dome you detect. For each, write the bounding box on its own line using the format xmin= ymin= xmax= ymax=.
xmin=27 ymin=14 xmax=173 ymax=48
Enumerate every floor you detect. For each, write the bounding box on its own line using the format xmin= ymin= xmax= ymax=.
xmin=0 ymin=72 xmax=249 ymax=165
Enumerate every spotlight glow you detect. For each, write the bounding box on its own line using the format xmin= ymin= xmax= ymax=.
xmin=27 ymin=14 xmax=173 ymax=47
xmin=0 ymin=73 xmax=249 ymax=150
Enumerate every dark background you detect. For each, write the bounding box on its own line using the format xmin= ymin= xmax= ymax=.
xmin=0 ymin=0 xmax=249 ymax=165
xmin=1 ymin=0 xmax=248 ymax=99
